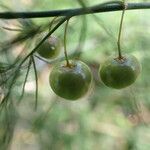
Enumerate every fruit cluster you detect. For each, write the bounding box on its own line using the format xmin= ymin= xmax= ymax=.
xmin=36 ymin=36 xmax=141 ymax=101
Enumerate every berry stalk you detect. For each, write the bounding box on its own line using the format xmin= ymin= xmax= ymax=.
xmin=64 ymin=19 xmax=71 ymax=67
xmin=117 ymin=0 xmax=127 ymax=59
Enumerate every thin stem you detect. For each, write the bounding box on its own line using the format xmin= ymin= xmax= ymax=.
xmin=1 ymin=26 xmax=22 ymax=32
xmin=18 ymin=57 xmax=32 ymax=104
xmin=31 ymin=55 xmax=38 ymax=111
xmin=117 ymin=1 xmax=127 ymax=59
xmin=0 ymin=2 xmax=150 ymax=19
xmin=64 ymin=19 xmax=71 ymax=67
xmin=49 ymin=16 xmax=58 ymax=31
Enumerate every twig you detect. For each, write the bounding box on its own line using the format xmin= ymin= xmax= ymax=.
xmin=0 ymin=2 xmax=149 ymax=19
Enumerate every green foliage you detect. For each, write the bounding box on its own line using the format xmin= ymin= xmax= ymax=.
xmin=0 ymin=0 xmax=149 ymax=150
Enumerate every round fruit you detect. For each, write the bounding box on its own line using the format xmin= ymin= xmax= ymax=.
xmin=36 ymin=36 xmax=61 ymax=59
xmin=99 ymin=54 xmax=141 ymax=89
xmin=49 ymin=60 xmax=92 ymax=100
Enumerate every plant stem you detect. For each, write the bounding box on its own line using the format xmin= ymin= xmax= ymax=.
xmin=117 ymin=1 xmax=127 ymax=59
xmin=49 ymin=16 xmax=58 ymax=31
xmin=0 ymin=2 xmax=149 ymax=19
xmin=64 ymin=19 xmax=71 ymax=67
xmin=31 ymin=55 xmax=38 ymax=111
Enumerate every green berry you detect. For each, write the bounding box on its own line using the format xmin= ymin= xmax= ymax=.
xmin=49 ymin=60 xmax=92 ymax=100
xmin=37 ymin=36 xmax=60 ymax=59
xmin=99 ymin=55 xmax=141 ymax=89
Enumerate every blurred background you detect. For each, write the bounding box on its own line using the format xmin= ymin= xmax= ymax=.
xmin=0 ymin=0 xmax=150 ymax=150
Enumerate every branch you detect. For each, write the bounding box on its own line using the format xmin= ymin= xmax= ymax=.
xmin=0 ymin=2 xmax=150 ymax=19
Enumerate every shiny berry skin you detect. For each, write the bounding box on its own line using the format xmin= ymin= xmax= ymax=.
xmin=99 ymin=55 xmax=141 ymax=89
xmin=37 ymin=36 xmax=60 ymax=59
xmin=49 ymin=60 xmax=92 ymax=100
